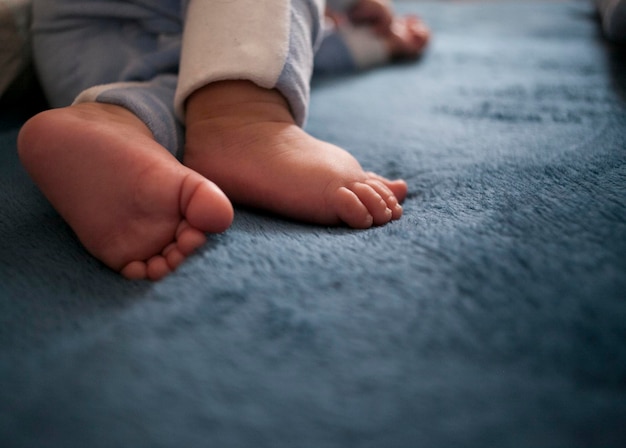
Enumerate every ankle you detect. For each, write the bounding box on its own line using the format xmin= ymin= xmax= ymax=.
xmin=185 ymin=81 xmax=295 ymax=127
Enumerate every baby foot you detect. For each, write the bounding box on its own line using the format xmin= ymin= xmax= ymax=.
xmin=387 ymin=15 xmax=430 ymax=60
xmin=18 ymin=103 xmax=233 ymax=280
xmin=326 ymin=13 xmax=430 ymax=71
xmin=184 ymin=81 xmax=407 ymax=228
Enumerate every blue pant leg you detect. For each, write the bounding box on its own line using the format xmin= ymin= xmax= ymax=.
xmin=274 ymin=0 xmax=326 ymax=126
xmin=313 ymin=25 xmax=359 ymax=75
xmin=32 ymin=0 xmax=184 ymax=155
xmin=78 ymin=75 xmax=184 ymax=155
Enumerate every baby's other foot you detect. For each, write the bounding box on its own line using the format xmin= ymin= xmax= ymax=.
xmin=19 ymin=103 xmax=233 ymax=280
xmin=329 ymin=14 xmax=429 ymax=70
xmin=184 ymin=81 xmax=407 ymax=229
xmin=388 ymin=15 xmax=430 ymax=60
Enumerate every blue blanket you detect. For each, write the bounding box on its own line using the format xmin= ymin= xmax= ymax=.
xmin=1 ymin=1 xmax=625 ymax=446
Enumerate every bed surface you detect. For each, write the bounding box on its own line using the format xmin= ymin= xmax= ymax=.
xmin=1 ymin=1 xmax=625 ymax=446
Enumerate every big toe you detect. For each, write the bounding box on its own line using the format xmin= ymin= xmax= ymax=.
xmin=181 ymin=174 xmax=234 ymax=233
xmin=407 ymin=16 xmax=430 ymax=47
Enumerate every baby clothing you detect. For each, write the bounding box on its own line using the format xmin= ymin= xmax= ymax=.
xmin=31 ymin=0 xmax=387 ymax=155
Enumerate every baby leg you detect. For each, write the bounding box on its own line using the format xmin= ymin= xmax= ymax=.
xmin=179 ymin=0 xmax=406 ymax=228
xmin=22 ymin=0 xmax=233 ymax=279
xmin=185 ymin=81 xmax=405 ymax=228
xmin=18 ymin=102 xmax=233 ymax=280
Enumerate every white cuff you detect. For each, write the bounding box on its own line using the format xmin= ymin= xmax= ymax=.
xmin=174 ymin=0 xmax=291 ymax=121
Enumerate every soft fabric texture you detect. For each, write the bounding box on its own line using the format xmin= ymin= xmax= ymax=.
xmin=1 ymin=1 xmax=625 ymax=447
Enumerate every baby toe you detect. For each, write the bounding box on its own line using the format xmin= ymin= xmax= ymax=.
xmin=365 ymin=179 xmax=403 ymax=220
xmin=120 ymin=260 xmax=148 ymax=280
xmin=366 ymin=172 xmax=408 ymax=203
xmin=351 ymin=182 xmax=393 ymax=226
xmin=146 ymin=255 xmax=172 ymax=281
xmin=175 ymin=221 xmax=208 ymax=255
xmin=334 ymin=186 xmax=374 ymax=229
xmin=163 ymin=243 xmax=186 ymax=270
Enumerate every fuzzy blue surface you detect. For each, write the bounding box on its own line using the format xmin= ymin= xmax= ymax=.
xmin=1 ymin=1 xmax=625 ymax=447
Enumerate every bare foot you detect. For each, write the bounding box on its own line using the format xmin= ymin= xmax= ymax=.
xmin=18 ymin=103 xmax=234 ymax=280
xmin=387 ymin=15 xmax=430 ymax=60
xmin=184 ymin=81 xmax=407 ymax=228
